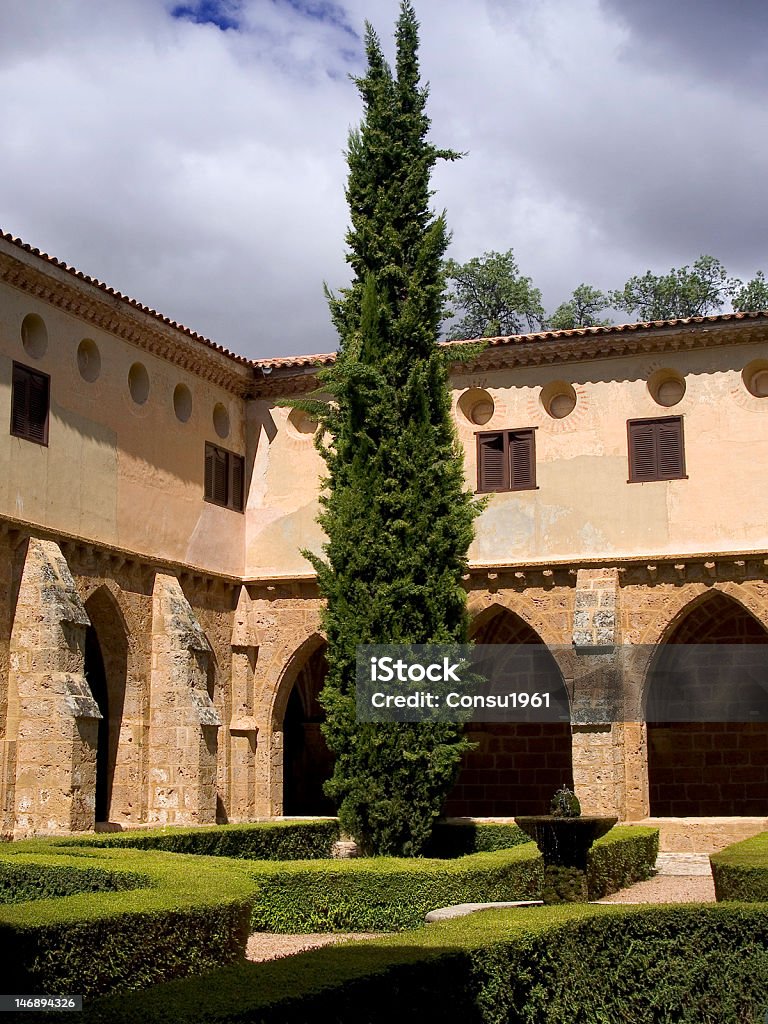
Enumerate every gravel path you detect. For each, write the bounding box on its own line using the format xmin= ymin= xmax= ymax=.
xmin=246 ymin=932 xmax=383 ymax=963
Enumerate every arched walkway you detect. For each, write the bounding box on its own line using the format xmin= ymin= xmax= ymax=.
xmin=443 ymin=609 xmax=573 ymax=817
xmin=83 ymin=588 xmax=130 ymax=824
xmin=282 ymin=643 xmax=336 ymax=815
xmin=647 ymin=592 xmax=768 ymax=816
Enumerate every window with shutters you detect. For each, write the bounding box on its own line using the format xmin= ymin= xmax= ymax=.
xmin=204 ymin=442 xmax=245 ymax=511
xmin=627 ymin=416 xmax=686 ymax=482
xmin=11 ymin=362 xmax=50 ymax=445
xmin=476 ymin=429 xmax=537 ymax=492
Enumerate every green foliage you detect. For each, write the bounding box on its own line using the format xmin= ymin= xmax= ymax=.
xmin=247 ymin=845 xmax=542 ymax=933
xmin=306 ymin=1 xmax=482 ymax=856
xmin=425 ymin=821 xmax=529 ymax=857
xmin=586 ymin=824 xmax=658 ymax=899
xmin=610 ymin=254 xmax=738 ymax=321
xmin=710 ymin=830 xmax=768 ymax=900
xmin=444 ymin=249 xmax=546 ymax=338
xmin=56 ymin=820 xmax=340 ymax=860
xmin=549 ymin=785 xmax=581 ymax=818
xmin=0 ymin=860 xmax=149 ymax=904
xmin=731 ymin=269 xmax=768 ymax=312
xmin=0 ymin=842 xmax=254 ymax=997
xmin=79 ymin=904 xmax=768 ymax=1024
xmin=548 ymin=283 xmax=612 ymax=330
xmin=541 ymin=864 xmax=587 ymax=903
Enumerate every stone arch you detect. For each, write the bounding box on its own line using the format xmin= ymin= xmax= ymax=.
xmin=645 ymin=590 xmax=768 ymax=816
xmin=83 ymin=585 xmax=142 ymax=825
xmin=268 ymin=631 xmax=334 ymax=816
xmin=444 ymin=605 xmax=573 ymax=818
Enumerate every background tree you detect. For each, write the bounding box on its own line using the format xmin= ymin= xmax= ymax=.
xmin=444 ymin=249 xmax=546 ymax=338
xmin=731 ymin=270 xmax=768 ymax=312
xmin=302 ymin=2 xmax=481 ymax=856
xmin=610 ymin=255 xmax=736 ymax=321
xmin=549 ymin=284 xmax=612 ymax=330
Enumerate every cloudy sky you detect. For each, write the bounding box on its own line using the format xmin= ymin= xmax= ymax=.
xmin=1 ymin=0 xmax=766 ymax=359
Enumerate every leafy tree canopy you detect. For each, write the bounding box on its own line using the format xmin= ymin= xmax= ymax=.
xmin=610 ymin=255 xmax=738 ymax=321
xmin=731 ymin=270 xmax=768 ymax=313
xmin=549 ymin=284 xmax=613 ymax=331
xmin=444 ymin=249 xmax=546 ymax=338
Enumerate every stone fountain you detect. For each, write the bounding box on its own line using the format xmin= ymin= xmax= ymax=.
xmin=515 ymin=787 xmax=617 ymax=903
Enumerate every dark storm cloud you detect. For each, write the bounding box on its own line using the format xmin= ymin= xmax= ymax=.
xmin=601 ymin=0 xmax=768 ymax=88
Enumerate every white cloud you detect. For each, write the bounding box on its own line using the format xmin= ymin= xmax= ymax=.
xmin=0 ymin=0 xmax=765 ymax=358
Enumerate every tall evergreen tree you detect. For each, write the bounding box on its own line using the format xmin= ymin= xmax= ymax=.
xmin=301 ymin=1 xmax=482 ymax=856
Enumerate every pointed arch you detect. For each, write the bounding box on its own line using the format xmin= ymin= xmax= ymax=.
xmin=445 ymin=605 xmax=573 ymax=818
xmin=646 ymin=590 xmax=768 ymax=816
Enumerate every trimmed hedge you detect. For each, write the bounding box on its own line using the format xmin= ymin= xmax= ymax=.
xmin=79 ymin=903 xmax=768 ymax=1024
xmin=0 ymin=844 xmax=254 ymax=997
xmin=245 ymin=825 xmax=658 ymax=931
xmin=587 ymin=824 xmax=659 ymax=898
xmin=711 ymin=830 xmax=768 ymax=901
xmin=426 ymin=822 xmax=529 ymax=857
xmin=246 ymin=844 xmax=543 ymax=932
xmin=56 ymin=819 xmax=341 ymax=861
xmin=0 ymin=857 xmax=149 ymax=905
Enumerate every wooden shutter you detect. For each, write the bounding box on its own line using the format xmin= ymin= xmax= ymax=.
xmin=11 ymin=363 xmax=49 ymax=445
xmin=477 ymin=432 xmax=506 ymax=491
xmin=204 ymin=443 xmax=215 ymax=500
xmin=509 ymin=429 xmax=535 ymax=489
xmin=230 ymin=454 xmax=244 ymax=511
xmin=628 ymin=420 xmax=657 ymax=481
xmin=628 ymin=417 xmax=685 ymax=482
xmin=657 ymin=418 xmax=685 ymax=479
xmin=212 ymin=448 xmax=228 ymax=504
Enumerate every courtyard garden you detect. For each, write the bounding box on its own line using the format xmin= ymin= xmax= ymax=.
xmin=2 ymin=819 xmax=768 ymax=1022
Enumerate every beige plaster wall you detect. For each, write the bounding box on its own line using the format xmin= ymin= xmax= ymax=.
xmin=245 ymin=342 xmax=768 ymax=576
xmin=0 ymin=282 xmax=246 ymax=575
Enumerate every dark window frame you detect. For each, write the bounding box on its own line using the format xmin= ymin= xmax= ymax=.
xmin=476 ymin=427 xmax=538 ymax=493
xmin=627 ymin=415 xmax=687 ymax=483
xmin=204 ymin=442 xmax=245 ymax=512
xmin=11 ymin=361 xmax=50 ymax=446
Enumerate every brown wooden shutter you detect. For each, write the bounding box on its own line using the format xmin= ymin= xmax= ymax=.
xmin=657 ymin=418 xmax=685 ymax=479
xmin=11 ymin=363 xmax=49 ymax=445
xmin=204 ymin=443 xmax=215 ymax=499
xmin=230 ymin=454 xmax=244 ymax=511
xmin=212 ymin=448 xmax=228 ymax=504
xmin=477 ymin=432 xmax=506 ymax=491
xmin=628 ymin=417 xmax=685 ymax=481
xmin=628 ymin=421 xmax=657 ymax=481
xmin=509 ymin=429 xmax=535 ymax=489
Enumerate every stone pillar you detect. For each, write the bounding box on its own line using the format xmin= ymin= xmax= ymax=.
xmin=7 ymin=538 xmax=100 ymax=836
xmin=570 ymin=568 xmax=627 ymax=817
xmin=228 ymin=587 xmax=259 ymax=821
xmin=148 ymin=574 xmax=221 ymax=825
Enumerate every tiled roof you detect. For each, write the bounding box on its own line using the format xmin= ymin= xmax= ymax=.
xmin=5 ymin=229 xmax=768 ymax=375
xmin=1 ymin=231 xmax=252 ymax=367
xmin=253 ymin=309 xmax=768 ymax=371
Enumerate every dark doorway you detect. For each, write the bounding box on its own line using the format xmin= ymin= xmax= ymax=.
xmin=283 ymin=645 xmax=336 ymax=815
xmin=647 ymin=592 xmax=768 ymax=816
xmin=84 ymin=624 xmax=110 ymax=822
xmin=443 ymin=609 xmax=573 ymax=817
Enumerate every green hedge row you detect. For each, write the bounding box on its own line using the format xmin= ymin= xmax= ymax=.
xmin=426 ymin=821 xmax=529 ymax=857
xmin=80 ymin=903 xmax=768 ymax=1024
xmin=247 ymin=844 xmax=542 ymax=932
xmin=0 ymin=844 xmax=254 ymax=997
xmin=56 ymin=819 xmax=341 ymax=860
xmin=244 ymin=825 xmax=658 ymax=931
xmin=0 ymin=857 xmax=149 ymax=905
xmin=711 ymin=830 xmax=768 ymax=901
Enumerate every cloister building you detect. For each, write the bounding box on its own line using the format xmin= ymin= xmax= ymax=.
xmin=1 ymin=229 xmax=768 ymax=846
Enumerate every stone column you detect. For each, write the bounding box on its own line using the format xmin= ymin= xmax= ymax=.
xmin=148 ymin=574 xmax=221 ymax=825
xmin=570 ymin=568 xmax=628 ymax=818
xmin=228 ymin=587 xmax=259 ymax=821
xmin=7 ymin=538 xmax=100 ymax=836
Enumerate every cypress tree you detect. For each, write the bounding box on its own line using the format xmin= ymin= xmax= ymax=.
xmin=303 ymin=1 xmax=482 ymax=856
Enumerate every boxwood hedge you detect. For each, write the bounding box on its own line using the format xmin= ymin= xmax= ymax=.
xmin=79 ymin=903 xmax=768 ymax=1024
xmin=711 ymin=830 xmax=768 ymax=901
